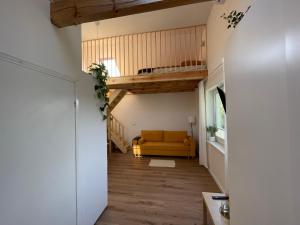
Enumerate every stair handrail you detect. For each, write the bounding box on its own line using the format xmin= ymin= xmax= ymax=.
xmin=109 ymin=114 xmax=125 ymax=140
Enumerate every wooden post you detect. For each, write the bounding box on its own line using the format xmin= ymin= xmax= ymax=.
xmin=107 ymin=108 xmax=112 ymax=157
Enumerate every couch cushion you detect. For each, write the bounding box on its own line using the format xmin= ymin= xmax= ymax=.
xmin=164 ymin=131 xmax=188 ymax=143
xmin=141 ymin=130 xmax=163 ymax=142
xmin=141 ymin=142 xmax=190 ymax=151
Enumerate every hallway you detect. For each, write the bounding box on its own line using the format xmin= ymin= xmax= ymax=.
xmin=97 ymin=152 xmax=220 ymax=225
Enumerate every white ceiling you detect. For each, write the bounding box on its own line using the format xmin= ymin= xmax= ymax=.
xmin=81 ymin=1 xmax=214 ymax=41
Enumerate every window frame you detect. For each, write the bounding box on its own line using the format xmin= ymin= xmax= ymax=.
xmin=212 ymin=85 xmax=225 ymax=144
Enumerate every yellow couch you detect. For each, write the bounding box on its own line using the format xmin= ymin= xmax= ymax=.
xmin=132 ymin=130 xmax=196 ymax=158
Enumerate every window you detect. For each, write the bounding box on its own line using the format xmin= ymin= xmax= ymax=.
xmin=213 ymin=86 xmax=225 ymax=140
xmin=100 ymin=58 xmax=120 ymax=77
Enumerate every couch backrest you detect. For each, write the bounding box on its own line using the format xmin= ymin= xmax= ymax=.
xmin=141 ymin=130 xmax=164 ymax=142
xmin=163 ymin=131 xmax=188 ymax=143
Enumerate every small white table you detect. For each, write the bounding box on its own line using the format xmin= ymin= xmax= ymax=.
xmin=202 ymin=192 xmax=230 ymax=225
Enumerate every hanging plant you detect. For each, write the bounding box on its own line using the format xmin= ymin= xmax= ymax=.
xmin=221 ymin=6 xmax=251 ymax=29
xmin=89 ymin=63 xmax=109 ymax=120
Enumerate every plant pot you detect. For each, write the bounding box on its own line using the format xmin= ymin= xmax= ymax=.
xmin=209 ymin=136 xmax=216 ymax=142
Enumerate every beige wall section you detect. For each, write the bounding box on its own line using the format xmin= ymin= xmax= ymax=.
xmin=82 ymin=2 xmax=213 ymax=40
xmin=207 ymin=0 xmax=253 ymax=72
xmin=0 ymin=0 xmax=82 ymax=79
xmin=207 ymin=143 xmax=226 ymax=192
xmin=112 ymin=92 xmax=198 ymax=144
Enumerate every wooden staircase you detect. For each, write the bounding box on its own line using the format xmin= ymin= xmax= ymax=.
xmin=108 ymin=114 xmax=130 ymax=154
xmin=107 ymin=89 xmax=129 ymax=154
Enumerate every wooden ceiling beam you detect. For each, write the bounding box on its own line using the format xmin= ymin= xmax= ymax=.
xmin=130 ymin=88 xmax=194 ymax=94
xmin=51 ymin=0 xmax=212 ymax=28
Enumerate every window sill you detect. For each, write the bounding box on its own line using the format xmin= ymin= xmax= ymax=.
xmin=207 ymin=140 xmax=225 ymax=155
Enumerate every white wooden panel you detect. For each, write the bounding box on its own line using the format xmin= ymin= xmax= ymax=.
xmin=0 ymin=61 xmax=76 ymax=225
xmin=76 ymin=75 xmax=108 ymax=225
xmin=225 ymin=0 xmax=295 ymax=224
xmin=284 ymin=0 xmax=300 ymax=222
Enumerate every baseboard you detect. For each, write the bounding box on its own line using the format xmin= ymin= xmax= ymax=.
xmin=208 ymin=168 xmax=226 ymax=193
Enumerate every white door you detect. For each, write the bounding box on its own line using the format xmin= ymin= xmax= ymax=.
xmin=225 ymin=0 xmax=298 ymax=224
xmin=0 ymin=60 xmax=76 ymax=225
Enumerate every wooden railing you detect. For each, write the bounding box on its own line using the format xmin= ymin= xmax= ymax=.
xmin=82 ymin=25 xmax=207 ymax=76
xmin=109 ymin=114 xmax=125 ymax=140
xmin=108 ymin=114 xmax=128 ymax=154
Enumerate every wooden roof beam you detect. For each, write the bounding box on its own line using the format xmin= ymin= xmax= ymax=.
xmin=51 ymin=0 xmax=212 ymax=28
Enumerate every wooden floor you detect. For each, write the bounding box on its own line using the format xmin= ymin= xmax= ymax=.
xmin=96 ymin=152 xmax=220 ymax=225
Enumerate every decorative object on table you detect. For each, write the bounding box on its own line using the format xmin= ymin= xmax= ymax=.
xmin=212 ymin=195 xmax=230 ymax=219
xmin=219 ymin=199 xmax=230 ymax=219
xmin=132 ymin=136 xmax=142 ymax=158
xmin=202 ymin=192 xmax=230 ymax=225
xmin=207 ymin=126 xmax=218 ymax=142
xmin=132 ymin=136 xmax=141 ymax=146
xmin=188 ymin=116 xmax=196 ymax=138
xmin=149 ymin=159 xmax=175 ymax=168
xmin=221 ymin=6 xmax=251 ymax=29
xmin=88 ymin=63 xmax=109 ymax=120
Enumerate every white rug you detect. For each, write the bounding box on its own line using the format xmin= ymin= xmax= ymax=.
xmin=149 ymin=159 xmax=176 ymax=168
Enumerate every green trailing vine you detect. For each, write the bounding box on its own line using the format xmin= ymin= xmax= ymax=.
xmin=89 ymin=63 xmax=109 ymax=120
xmin=221 ymin=6 xmax=251 ymax=29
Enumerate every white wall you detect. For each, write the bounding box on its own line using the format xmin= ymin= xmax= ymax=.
xmin=0 ymin=0 xmax=107 ymax=225
xmin=225 ymin=0 xmax=298 ymax=224
xmin=0 ymin=0 xmax=81 ymax=79
xmin=207 ymin=0 xmax=253 ymax=72
xmin=207 ymin=143 xmax=226 ymax=192
xmin=82 ymin=1 xmax=213 ymax=40
xmin=112 ymin=92 xmax=198 ymax=143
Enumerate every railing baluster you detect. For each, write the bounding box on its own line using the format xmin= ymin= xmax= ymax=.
xmin=183 ymin=29 xmax=187 ymax=66
xmin=169 ymin=30 xmax=172 ymax=72
xmin=132 ymin=34 xmax=134 ymax=76
xmin=194 ymin=26 xmax=198 ymax=71
xmin=122 ymin=36 xmax=124 ymax=76
xmin=150 ymin=33 xmax=153 ymax=70
xmin=190 ymin=28 xmax=192 ymax=68
xmin=160 ymin=31 xmax=162 ymax=71
xmin=137 ymin=34 xmax=139 ymax=75
xmin=142 ymin=34 xmax=144 ymax=75
xmin=94 ymin=40 xmax=96 ymax=65
xmin=127 ymin=35 xmax=130 ymax=76
xmin=174 ymin=30 xmax=177 ymax=72
xmin=114 ymin=37 xmax=116 ymax=76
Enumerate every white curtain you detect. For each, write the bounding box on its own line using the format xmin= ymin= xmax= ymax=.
xmin=199 ymin=81 xmax=208 ymax=168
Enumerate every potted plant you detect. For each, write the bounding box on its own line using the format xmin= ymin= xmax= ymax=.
xmin=207 ymin=126 xmax=218 ymax=142
xmin=88 ymin=63 xmax=109 ymax=120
